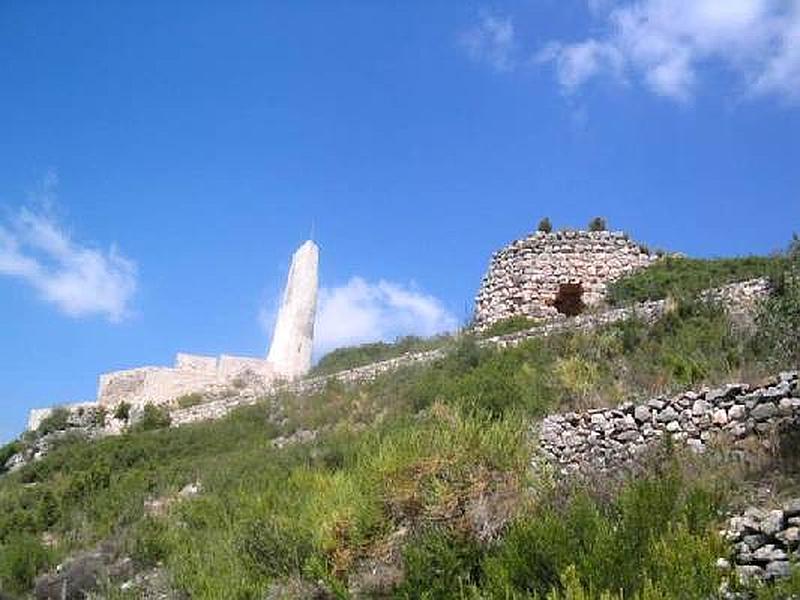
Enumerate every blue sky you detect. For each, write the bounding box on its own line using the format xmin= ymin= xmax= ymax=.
xmin=1 ymin=1 xmax=799 ymax=442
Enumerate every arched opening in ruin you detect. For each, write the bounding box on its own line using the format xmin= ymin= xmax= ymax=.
xmin=553 ymin=283 xmax=585 ymax=317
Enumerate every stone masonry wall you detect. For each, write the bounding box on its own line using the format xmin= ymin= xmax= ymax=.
xmin=538 ymin=371 xmax=799 ymax=476
xmin=475 ymin=230 xmax=656 ymax=329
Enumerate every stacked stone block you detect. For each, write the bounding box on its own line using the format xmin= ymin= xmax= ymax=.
xmin=474 ymin=230 xmax=656 ymax=329
xmin=538 ymin=371 xmax=799 ymax=475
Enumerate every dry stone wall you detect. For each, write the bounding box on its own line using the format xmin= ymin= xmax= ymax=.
xmin=722 ymin=500 xmax=800 ymax=584
xmin=537 ymin=371 xmax=799 ymax=476
xmin=475 ymin=230 xmax=656 ymax=329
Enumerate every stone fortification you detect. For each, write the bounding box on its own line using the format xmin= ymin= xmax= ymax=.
xmin=474 ymin=230 xmax=656 ymax=329
xmin=538 ymin=370 xmax=799 ymax=476
xmin=26 ymin=239 xmax=320 ymax=426
xmin=97 ymin=353 xmax=276 ymax=407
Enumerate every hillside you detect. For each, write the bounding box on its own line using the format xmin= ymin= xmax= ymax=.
xmin=1 ymin=245 xmax=799 ymax=599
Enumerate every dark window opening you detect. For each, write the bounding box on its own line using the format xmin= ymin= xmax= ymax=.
xmin=553 ymin=283 xmax=585 ymax=317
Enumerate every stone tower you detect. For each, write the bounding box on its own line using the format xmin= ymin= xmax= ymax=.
xmin=474 ymin=230 xmax=655 ymax=330
xmin=267 ymin=240 xmax=320 ymax=379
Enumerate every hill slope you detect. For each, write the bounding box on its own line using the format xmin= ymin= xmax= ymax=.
xmin=1 ymin=248 xmax=798 ymax=599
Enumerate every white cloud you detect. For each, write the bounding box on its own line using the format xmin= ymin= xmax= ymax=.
xmin=460 ymin=11 xmax=517 ymax=72
xmin=0 ymin=206 xmax=137 ymax=322
xmin=310 ymin=277 xmax=459 ymax=357
xmin=531 ymin=0 xmax=800 ymax=104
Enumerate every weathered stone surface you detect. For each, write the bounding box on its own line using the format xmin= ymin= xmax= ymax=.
xmin=267 ymin=240 xmax=319 ymax=380
xmin=537 ymin=371 xmax=800 ymax=478
xmin=752 ymin=403 xmax=778 ymax=421
xmin=474 ymin=230 xmax=657 ymax=328
xmin=761 ymin=510 xmax=786 ymax=537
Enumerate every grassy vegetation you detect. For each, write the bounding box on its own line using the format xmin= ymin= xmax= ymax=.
xmin=311 ymin=334 xmax=454 ymax=376
xmin=607 ymin=254 xmax=787 ymax=306
xmin=1 ymin=249 xmax=798 ymax=596
xmin=176 ymin=393 xmax=206 ymax=409
xmin=480 ymin=315 xmax=540 ymax=338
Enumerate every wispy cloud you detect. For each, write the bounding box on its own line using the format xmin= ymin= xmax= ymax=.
xmin=465 ymin=1 xmax=800 ymax=105
xmin=0 ymin=190 xmax=137 ymax=322
xmin=459 ymin=10 xmax=517 ymax=72
xmin=260 ymin=277 xmax=458 ymax=359
xmin=539 ymin=0 xmax=800 ymax=104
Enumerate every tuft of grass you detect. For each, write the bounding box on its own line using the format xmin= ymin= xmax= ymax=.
xmin=480 ymin=315 xmax=540 ymax=338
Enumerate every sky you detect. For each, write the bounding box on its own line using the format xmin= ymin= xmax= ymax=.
xmin=1 ymin=1 xmax=799 ymax=443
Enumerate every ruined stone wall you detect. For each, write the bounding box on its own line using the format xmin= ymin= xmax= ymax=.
xmin=474 ymin=230 xmax=656 ymax=329
xmin=96 ymin=353 xmax=276 ymax=407
xmin=538 ymin=371 xmax=799 ymax=476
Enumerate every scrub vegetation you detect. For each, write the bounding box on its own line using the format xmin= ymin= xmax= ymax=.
xmin=0 ymin=240 xmax=798 ymax=598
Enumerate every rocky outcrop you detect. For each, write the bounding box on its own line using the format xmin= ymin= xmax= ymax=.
xmin=538 ymin=371 xmax=799 ymax=476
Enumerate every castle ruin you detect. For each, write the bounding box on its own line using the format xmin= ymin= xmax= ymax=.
xmin=474 ymin=229 xmax=655 ymax=329
xmin=28 ymin=240 xmax=320 ymax=428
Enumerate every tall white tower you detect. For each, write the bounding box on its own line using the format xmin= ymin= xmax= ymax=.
xmin=267 ymin=240 xmax=319 ymax=379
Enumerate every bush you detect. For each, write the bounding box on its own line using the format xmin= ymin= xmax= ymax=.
xmin=538 ymin=217 xmax=553 ymax=233
xmin=588 ymin=216 xmax=607 ymax=232
xmin=754 ymin=238 xmax=800 ymax=367
xmin=176 ymin=393 xmax=205 ymax=409
xmin=0 ymin=441 xmax=21 ymax=473
xmin=113 ymin=401 xmax=131 ymax=421
xmin=133 ymin=404 xmax=172 ymax=432
xmin=37 ymin=407 xmax=70 ymax=435
xmin=481 ymin=464 xmax=724 ymax=599
xmin=0 ymin=532 xmax=50 ymax=595
xmin=396 ymin=528 xmax=484 ymax=599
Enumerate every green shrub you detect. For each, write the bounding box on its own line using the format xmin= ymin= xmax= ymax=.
xmin=538 ymin=217 xmax=553 ymax=233
xmin=133 ymin=404 xmax=171 ymax=432
xmin=396 ymin=528 xmax=484 ymax=599
xmin=0 ymin=532 xmax=50 ymax=595
xmin=37 ymin=407 xmax=70 ymax=435
xmin=93 ymin=406 xmax=107 ymax=427
xmin=588 ymin=216 xmax=607 ymax=232
xmin=113 ymin=401 xmax=131 ymax=421
xmin=176 ymin=393 xmax=205 ymax=409
xmin=482 ymin=461 xmax=725 ymax=599
xmin=754 ymin=238 xmax=800 ymax=367
xmin=0 ymin=441 xmax=21 ymax=473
